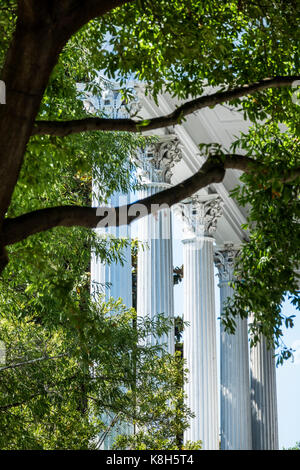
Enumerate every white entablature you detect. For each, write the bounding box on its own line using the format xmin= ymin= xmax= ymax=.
xmin=134 ymin=85 xmax=251 ymax=246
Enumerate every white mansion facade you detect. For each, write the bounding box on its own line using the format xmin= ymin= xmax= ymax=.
xmin=90 ymin=84 xmax=279 ymax=450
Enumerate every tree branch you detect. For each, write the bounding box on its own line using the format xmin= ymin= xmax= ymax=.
xmin=0 ymin=0 xmax=133 ymax=223
xmin=96 ymin=412 xmax=122 ymax=449
xmin=59 ymin=0 xmax=135 ymax=43
xmin=3 ymin=155 xmax=299 ymax=246
xmin=0 ymin=353 xmax=69 ymax=373
xmin=32 ymin=76 xmax=300 ymax=136
xmin=0 ymin=373 xmax=79 ymax=412
xmin=0 ymin=394 xmax=41 ymax=412
xmin=2 ymin=156 xmax=225 ymax=245
xmin=223 ymin=154 xmax=300 ymax=182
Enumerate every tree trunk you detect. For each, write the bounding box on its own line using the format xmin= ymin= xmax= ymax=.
xmin=0 ymin=9 xmax=63 ymax=243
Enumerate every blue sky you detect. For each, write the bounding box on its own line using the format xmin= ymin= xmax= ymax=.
xmin=276 ymin=300 xmax=300 ymax=449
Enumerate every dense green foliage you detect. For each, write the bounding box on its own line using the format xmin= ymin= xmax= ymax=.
xmin=1 ymin=175 xmax=195 ymax=449
xmin=225 ymin=122 xmax=299 ymax=362
xmin=37 ymin=0 xmax=299 ymax=359
xmin=0 ymin=11 xmax=190 ymax=445
xmin=100 ymin=1 xmax=298 ymax=103
xmin=95 ymin=0 xmax=300 ymax=359
xmin=200 ymin=121 xmax=300 ymax=362
xmin=0 ymin=0 xmax=300 ymax=448
xmin=0 ymin=5 xmax=199 ymax=444
xmin=0 ymin=277 xmax=194 ymax=449
xmin=113 ymin=353 xmax=201 ymax=450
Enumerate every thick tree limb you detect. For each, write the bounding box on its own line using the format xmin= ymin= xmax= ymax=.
xmin=0 ymin=0 xmax=133 ymax=223
xmin=32 ymin=76 xmax=300 ymax=136
xmin=2 ymin=156 xmax=225 ymax=245
xmin=0 ymin=245 xmax=8 ymax=272
xmin=3 ymin=155 xmax=299 ymax=246
xmin=223 ymin=155 xmax=300 ymax=183
xmin=64 ymin=0 xmax=134 ymax=38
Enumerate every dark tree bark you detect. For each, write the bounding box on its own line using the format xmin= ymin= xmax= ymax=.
xmin=0 ymin=0 xmax=132 ymax=272
xmin=2 ymin=154 xmax=299 ymax=247
xmin=32 ymin=76 xmax=300 ymax=136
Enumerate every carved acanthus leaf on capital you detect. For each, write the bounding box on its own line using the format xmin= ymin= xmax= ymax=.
xmin=136 ymin=135 xmax=183 ymax=184
xmin=175 ymin=194 xmax=223 ymax=238
xmin=100 ymin=87 xmax=141 ymax=119
xmin=214 ymin=243 xmax=241 ymax=282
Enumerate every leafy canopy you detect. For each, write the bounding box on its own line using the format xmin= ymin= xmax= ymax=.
xmin=0 ymin=0 xmax=299 ymax=415
xmin=94 ymin=0 xmax=300 ymax=358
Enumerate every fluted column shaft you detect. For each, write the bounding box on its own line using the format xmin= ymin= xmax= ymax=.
xmin=183 ymin=236 xmax=219 ymax=449
xmin=250 ymin=335 xmax=279 ymax=450
xmin=137 ymin=184 xmax=174 ymax=353
xmin=179 ymin=194 xmax=222 ymax=450
xmin=91 ymin=192 xmax=132 ymax=307
xmin=89 ymin=91 xmax=135 ymax=449
xmin=90 ymin=192 xmax=132 ymax=450
xmin=136 ymin=135 xmax=183 ymax=354
xmin=215 ymin=245 xmax=252 ymax=450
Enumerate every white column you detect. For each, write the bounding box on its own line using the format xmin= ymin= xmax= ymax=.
xmin=250 ymin=335 xmax=279 ymax=450
xmin=180 ymin=194 xmax=222 ymax=450
xmin=91 ymin=192 xmax=132 ymax=307
xmin=136 ymin=135 xmax=183 ymax=354
xmin=214 ymin=244 xmax=252 ymax=450
xmin=90 ymin=191 xmax=132 ymax=450
xmin=89 ymin=85 xmax=137 ymax=449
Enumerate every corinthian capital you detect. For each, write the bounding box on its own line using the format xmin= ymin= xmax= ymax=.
xmin=177 ymin=193 xmax=223 ymax=238
xmin=214 ymin=243 xmax=241 ymax=282
xmin=136 ymin=134 xmax=183 ymax=184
